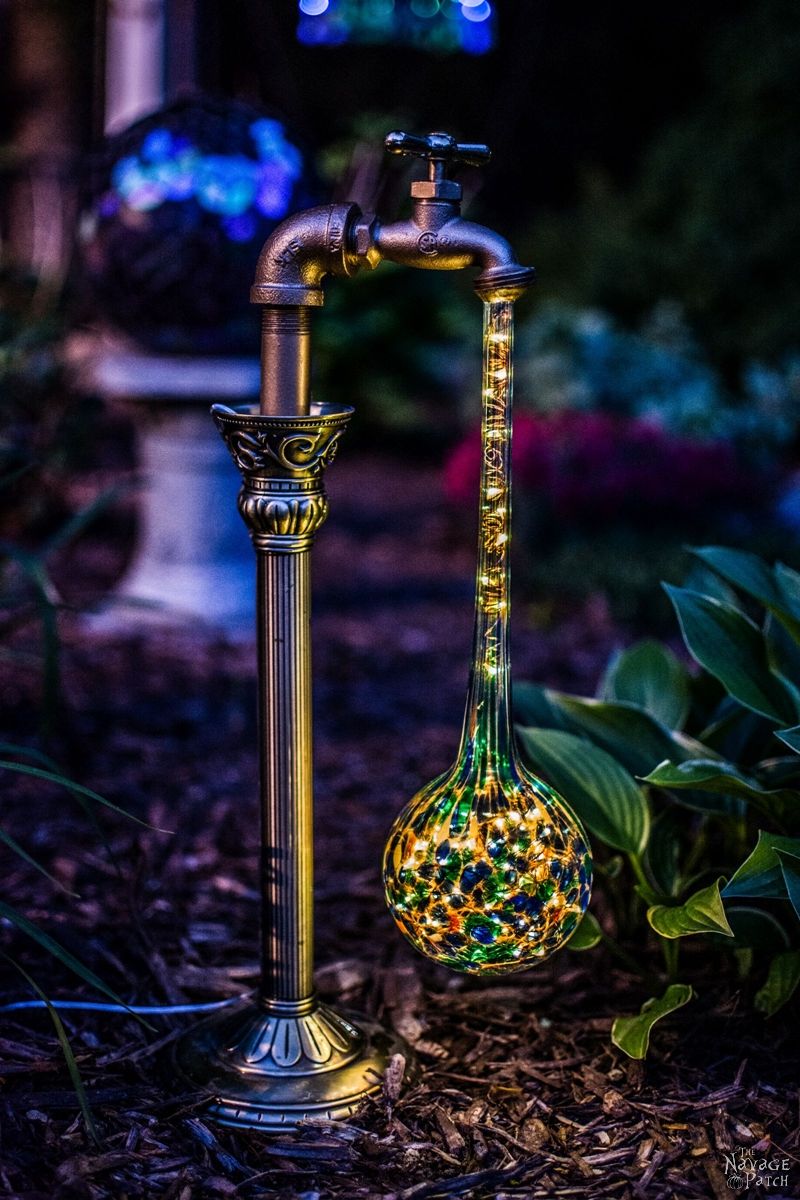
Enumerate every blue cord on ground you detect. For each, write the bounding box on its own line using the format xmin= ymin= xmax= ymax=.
xmin=0 ymin=995 xmax=248 ymax=1015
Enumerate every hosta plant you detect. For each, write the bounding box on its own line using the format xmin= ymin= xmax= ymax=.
xmin=516 ymin=546 xmax=800 ymax=1057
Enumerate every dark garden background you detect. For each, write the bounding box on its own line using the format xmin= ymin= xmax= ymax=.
xmin=1 ymin=2 xmax=799 ymax=1197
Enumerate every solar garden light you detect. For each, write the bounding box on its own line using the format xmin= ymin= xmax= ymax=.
xmin=172 ymin=131 xmax=592 ymax=1128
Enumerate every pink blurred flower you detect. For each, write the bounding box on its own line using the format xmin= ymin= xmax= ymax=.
xmin=444 ymin=411 xmax=763 ymax=528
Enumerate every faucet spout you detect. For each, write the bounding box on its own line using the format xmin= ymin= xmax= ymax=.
xmin=373 ymin=129 xmax=535 ymax=298
xmin=364 ymin=206 xmax=535 ymax=300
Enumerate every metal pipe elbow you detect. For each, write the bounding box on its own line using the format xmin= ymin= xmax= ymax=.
xmin=250 ymin=203 xmax=362 ymax=308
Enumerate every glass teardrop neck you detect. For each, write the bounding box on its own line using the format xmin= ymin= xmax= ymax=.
xmin=456 ymin=298 xmax=516 ymax=780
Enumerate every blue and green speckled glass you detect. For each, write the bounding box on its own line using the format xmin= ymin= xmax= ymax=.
xmin=383 ymin=299 xmax=592 ymax=975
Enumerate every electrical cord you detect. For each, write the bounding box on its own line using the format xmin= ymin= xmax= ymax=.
xmin=0 ymin=995 xmax=249 ymax=1015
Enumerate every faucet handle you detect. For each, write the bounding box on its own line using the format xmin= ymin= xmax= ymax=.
xmin=385 ymin=130 xmax=491 ymax=169
xmin=385 ymin=130 xmax=491 ymax=201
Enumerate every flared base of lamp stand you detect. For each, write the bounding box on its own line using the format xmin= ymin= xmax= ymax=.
xmin=171 ymin=997 xmax=413 ymax=1130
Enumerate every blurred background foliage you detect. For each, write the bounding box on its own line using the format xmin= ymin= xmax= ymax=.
xmin=526 ymin=0 xmax=800 ymax=375
xmin=302 ymin=0 xmax=800 ymax=546
xmin=0 ymin=267 xmax=94 ymax=535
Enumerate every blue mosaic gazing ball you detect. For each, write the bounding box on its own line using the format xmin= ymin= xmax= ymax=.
xmin=80 ymin=96 xmax=313 ymax=354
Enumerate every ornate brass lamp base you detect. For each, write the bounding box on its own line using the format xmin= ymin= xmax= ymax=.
xmin=179 ymin=400 xmax=415 ymax=1131
xmin=172 ymin=998 xmax=410 ymax=1129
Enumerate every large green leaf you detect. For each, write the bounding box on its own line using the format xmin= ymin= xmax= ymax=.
xmin=754 ymin=950 xmax=800 ymax=1017
xmin=777 ymin=726 xmax=800 ymax=754
xmin=517 ymin=727 xmax=650 ymax=855
xmin=640 ymin=757 xmax=747 ymax=817
xmin=611 ymin=984 xmax=694 ymax=1059
xmin=776 ymin=851 xmax=800 ymax=920
xmin=648 ymin=878 xmax=733 ymax=939
xmin=512 ymin=682 xmax=566 ymax=730
xmin=642 ymin=759 xmax=799 ymax=812
xmin=550 ymin=695 xmax=691 ymax=778
xmin=644 ymin=810 xmax=683 ymax=897
xmin=724 ymin=906 xmax=791 ymax=955
xmin=691 ymin=547 xmax=783 ymax=606
xmin=691 ymin=546 xmax=800 ymax=639
xmin=765 ymin=614 xmax=800 ymax=687
xmin=723 ymin=831 xmax=800 ymax=901
xmin=566 ymin=911 xmax=602 ymax=950
xmin=600 ymin=640 xmax=691 ymax=729
xmin=664 ymin=585 xmax=797 ymax=723
xmin=682 ymin=559 xmax=739 ymax=606
xmin=776 ymin=562 xmax=800 ymax=618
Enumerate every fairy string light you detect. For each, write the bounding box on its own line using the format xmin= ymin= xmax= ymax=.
xmin=383 ymin=299 xmax=593 ymax=974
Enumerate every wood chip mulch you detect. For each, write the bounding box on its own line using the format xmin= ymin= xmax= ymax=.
xmin=0 ymin=454 xmax=797 ymax=1199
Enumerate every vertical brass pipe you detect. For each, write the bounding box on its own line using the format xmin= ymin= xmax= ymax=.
xmin=257 ymin=546 xmax=315 ymax=1005
xmin=259 ymin=307 xmax=312 ymax=416
xmin=256 ymin=299 xmax=315 ymax=1002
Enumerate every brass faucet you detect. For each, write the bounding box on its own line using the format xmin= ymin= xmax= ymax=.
xmin=172 ymin=132 xmax=535 ymax=1131
xmin=251 ymin=130 xmax=535 ymax=415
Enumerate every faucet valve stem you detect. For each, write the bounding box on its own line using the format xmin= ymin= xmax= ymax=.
xmin=385 ymin=129 xmax=491 ymax=201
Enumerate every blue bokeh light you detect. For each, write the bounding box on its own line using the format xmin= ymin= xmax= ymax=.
xmin=141 ymin=128 xmax=174 ymax=162
xmin=461 ymin=17 xmax=492 ymax=52
xmin=410 ymin=0 xmax=440 ymax=17
xmin=104 ymin=119 xmax=303 ymax=241
xmin=82 ymin=98 xmax=313 ymax=353
xmin=296 ymin=0 xmax=495 ymax=53
xmin=461 ymin=0 xmax=491 ymax=21
xmin=223 ymin=212 xmax=259 ymax=243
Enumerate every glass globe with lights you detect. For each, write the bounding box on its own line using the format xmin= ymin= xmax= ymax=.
xmin=383 ymin=299 xmax=593 ymax=974
xmin=383 ymin=763 xmax=592 ymax=974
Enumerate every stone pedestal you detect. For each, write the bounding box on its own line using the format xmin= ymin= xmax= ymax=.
xmin=86 ymin=349 xmax=260 ymax=630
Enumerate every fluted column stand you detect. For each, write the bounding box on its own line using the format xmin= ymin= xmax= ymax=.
xmin=171 ymin=399 xmax=411 ymax=1129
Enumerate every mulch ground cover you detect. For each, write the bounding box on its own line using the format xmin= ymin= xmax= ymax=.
xmin=1 ymin=453 xmax=797 ymax=1199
